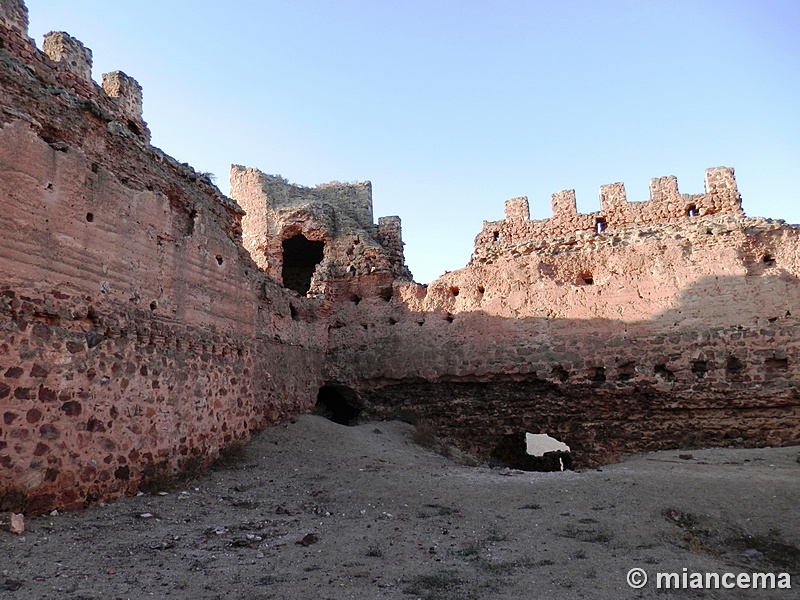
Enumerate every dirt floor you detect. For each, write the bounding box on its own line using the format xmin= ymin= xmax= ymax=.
xmin=1 ymin=415 xmax=799 ymax=599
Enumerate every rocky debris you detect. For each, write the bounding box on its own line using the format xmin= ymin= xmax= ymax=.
xmin=8 ymin=513 xmax=24 ymax=535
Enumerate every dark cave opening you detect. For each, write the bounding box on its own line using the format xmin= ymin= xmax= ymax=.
xmin=316 ymin=385 xmax=363 ymax=426
xmin=282 ymin=234 xmax=324 ymax=295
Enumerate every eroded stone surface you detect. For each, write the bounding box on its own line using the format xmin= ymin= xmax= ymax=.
xmin=1 ymin=0 xmax=799 ymax=513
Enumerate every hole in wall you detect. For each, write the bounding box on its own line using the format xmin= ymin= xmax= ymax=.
xmin=126 ymin=120 xmax=141 ymax=136
xmin=350 ymin=294 xmax=361 ymax=305
xmin=686 ymin=204 xmax=697 ymax=217
xmin=215 ymin=255 xmax=223 ymax=266
xmin=477 ymin=285 xmax=485 ymax=295
xmin=654 ymin=363 xmax=675 ymax=381
xmin=726 ymin=356 xmax=745 ymax=378
xmin=450 ymin=286 xmax=459 ymax=297
xmin=445 ymin=313 xmax=454 ymax=323
xmin=186 ymin=209 xmax=198 ymax=236
xmin=281 ymin=234 xmax=325 ymax=295
xmin=149 ymin=301 xmax=157 ymax=311
xmin=316 ymin=385 xmax=362 ymax=426
xmin=380 ymin=287 xmax=393 ymax=302
xmin=590 ymin=366 xmax=606 ymax=383
xmin=85 ymin=212 xmax=94 ymax=222
xmin=388 ymin=317 xmax=398 ymax=325
xmin=763 ymin=253 xmax=776 ymax=267
xmin=691 ymin=360 xmax=708 ymax=379
xmin=45 ymin=182 xmax=54 ymax=190
xmin=595 ymin=218 xmax=606 ymax=234
xmin=579 ymin=272 xmax=594 ymax=285
xmin=91 ymin=162 xmax=99 ymax=173
xmin=490 ymin=433 xmax=573 ymax=472
xmin=765 ymin=357 xmax=788 ymax=371
xmin=493 ymin=231 xmax=500 ymax=242
xmin=289 ymin=303 xmax=299 ymax=321
xmin=551 ymin=364 xmax=569 ymax=382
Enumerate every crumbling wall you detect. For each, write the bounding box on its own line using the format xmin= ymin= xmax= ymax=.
xmin=476 ymin=168 xmax=742 ymax=250
xmin=230 ymin=165 xmax=410 ymax=297
xmin=326 ymin=199 xmax=800 ymax=466
xmin=2 ymin=0 xmax=799 ymax=512
xmin=0 ymin=4 xmax=325 ymax=513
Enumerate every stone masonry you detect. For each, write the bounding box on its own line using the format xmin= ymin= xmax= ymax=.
xmin=1 ymin=0 xmax=799 ymax=513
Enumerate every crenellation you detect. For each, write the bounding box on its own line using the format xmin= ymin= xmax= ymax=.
xmin=504 ymin=196 xmax=529 ymax=222
xmin=599 ymin=182 xmax=627 ymax=214
xmin=101 ymin=70 xmax=150 ymax=142
xmin=551 ymin=189 xmax=577 ymax=224
xmin=42 ymin=31 xmax=93 ymax=83
xmin=475 ymin=168 xmax=744 ymax=252
xmin=704 ymin=166 xmax=742 ymax=214
xmin=1 ymin=0 xmax=798 ymax=513
xmin=648 ymin=175 xmax=680 ymax=203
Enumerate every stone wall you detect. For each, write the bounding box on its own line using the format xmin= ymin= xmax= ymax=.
xmin=0 ymin=4 xmax=326 ymax=513
xmin=230 ymin=165 xmax=410 ymax=295
xmin=2 ymin=0 xmax=799 ymax=513
xmin=476 ymin=167 xmax=743 ymax=250
xmin=326 ymin=214 xmax=800 ymax=466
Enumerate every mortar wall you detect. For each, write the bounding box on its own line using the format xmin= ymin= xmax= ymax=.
xmin=0 ymin=36 xmax=326 ymax=512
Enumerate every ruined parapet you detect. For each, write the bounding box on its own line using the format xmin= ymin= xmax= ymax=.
xmin=377 ymin=215 xmax=406 ymax=269
xmin=317 ymin=181 xmax=374 ymax=230
xmin=43 ymin=31 xmax=93 ymax=82
xmin=474 ymin=167 xmax=744 ymax=253
xmin=504 ymin=196 xmax=530 ymax=222
xmin=230 ymin=165 xmax=410 ymax=295
xmin=704 ymin=166 xmax=742 ymax=214
xmin=101 ymin=70 xmax=151 ymax=142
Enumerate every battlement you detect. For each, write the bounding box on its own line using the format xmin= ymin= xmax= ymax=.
xmin=101 ymin=71 xmax=142 ymax=120
xmin=481 ymin=168 xmax=742 ymax=247
xmin=0 ymin=5 xmax=149 ymax=141
xmin=43 ymin=31 xmax=93 ymax=82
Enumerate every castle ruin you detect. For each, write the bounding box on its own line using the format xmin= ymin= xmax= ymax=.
xmin=1 ymin=0 xmax=798 ymax=513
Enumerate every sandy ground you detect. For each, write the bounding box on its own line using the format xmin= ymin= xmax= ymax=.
xmin=1 ymin=415 xmax=799 ymax=599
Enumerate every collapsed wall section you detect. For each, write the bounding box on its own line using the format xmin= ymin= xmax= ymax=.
xmin=230 ymin=165 xmax=411 ymax=299
xmin=326 ymin=186 xmax=800 ymax=466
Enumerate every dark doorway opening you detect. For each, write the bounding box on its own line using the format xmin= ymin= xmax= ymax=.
xmin=316 ymin=385 xmax=362 ymax=426
xmin=282 ymin=234 xmax=324 ymax=295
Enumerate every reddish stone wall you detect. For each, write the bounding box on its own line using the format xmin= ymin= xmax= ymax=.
xmin=2 ymin=0 xmax=799 ymax=513
xmin=476 ymin=167 xmax=743 ymax=249
xmin=326 ymin=214 xmax=800 ymax=465
xmin=0 ymin=10 xmax=326 ymax=513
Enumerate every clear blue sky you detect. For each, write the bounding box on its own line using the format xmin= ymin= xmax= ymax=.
xmin=26 ymin=1 xmax=800 ymax=283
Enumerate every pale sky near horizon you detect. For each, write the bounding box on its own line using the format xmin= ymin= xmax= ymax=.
xmin=25 ymin=1 xmax=800 ymax=283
